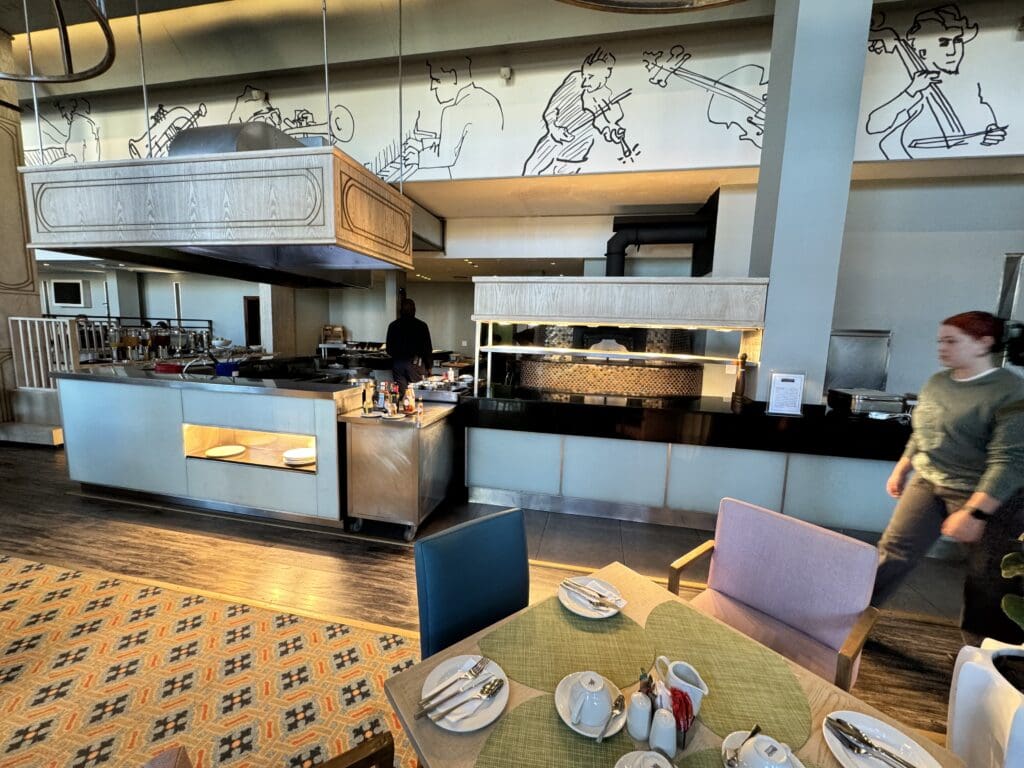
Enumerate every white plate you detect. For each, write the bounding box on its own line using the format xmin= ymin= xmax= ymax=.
xmin=284 ymin=458 xmax=316 ymax=467
xmin=283 ymin=447 xmax=316 ymax=462
xmin=615 ymin=751 xmax=672 ymax=768
xmin=359 ymin=412 xmax=382 ymax=418
xmin=557 ymin=577 xmax=623 ymax=619
xmin=822 ymin=711 xmax=940 ymax=768
xmin=205 ymin=444 xmax=245 ymax=458
xmin=721 ymin=732 xmax=806 ymax=768
xmin=420 ymin=654 xmax=509 ymax=733
xmin=554 ymin=672 xmax=627 ymax=739
xmin=382 ymin=413 xmax=406 ymax=420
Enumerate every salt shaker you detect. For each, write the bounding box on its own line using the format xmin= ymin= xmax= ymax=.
xmin=626 ymin=691 xmax=652 ymax=741
xmin=649 ymin=708 xmax=677 ymax=759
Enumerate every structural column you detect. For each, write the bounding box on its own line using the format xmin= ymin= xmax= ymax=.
xmin=258 ymin=284 xmax=297 ymax=356
xmin=749 ymin=0 xmax=873 ymax=402
xmin=0 ymin=34 xmax=40 ymax=422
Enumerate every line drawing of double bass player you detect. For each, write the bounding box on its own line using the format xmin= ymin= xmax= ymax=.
xmin=522 ymin=48 xmax=639 ymax=176
xmin=643 ymin=45 xmax=768 ymax=149
xmin=865 ymin=4 xmax=1006 ymax=159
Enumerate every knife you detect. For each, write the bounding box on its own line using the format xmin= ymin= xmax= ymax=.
xmin=418 ymin=657 xmax=478 ymax=705
xmin=413 ymin=673 xmax=495 ymax=720
xmin=826 ymin=718 xmax=918 ymax=768
xmin=561 ymin=580 xmax=620 ymax=609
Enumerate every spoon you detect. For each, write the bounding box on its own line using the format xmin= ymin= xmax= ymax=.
xmin=429 ymin=678 xmax=504 ymax=721
xmin=725 ymin=723 xmax=761 ymax=767
xmin=596 ymin=694 xmax=626 ymax=743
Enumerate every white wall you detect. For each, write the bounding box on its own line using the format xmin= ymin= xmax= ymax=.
xmin=329 ymin=280 xmax=389 ymax=342
xmin=412 ymin=283 xmax=476 ymax=353
xmin=834 ymin=178 xmax=1024 ymax=395
xmin=39 ymin=272 xmax=105 ymax=315
xmin=141 ymin=273 xmax=259 ymax=343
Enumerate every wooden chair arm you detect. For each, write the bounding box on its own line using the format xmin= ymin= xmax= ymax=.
xmin=834 ymin=606 xmax=880 ymax=691
xmin=322 ymin=732 xmax=395 ymax=768
xmin=142 ymin=747 xmax=194 ymax=768
xmin=667 ymin=539 xmax=715 ymax=595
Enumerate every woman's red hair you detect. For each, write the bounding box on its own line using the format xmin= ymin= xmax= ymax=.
xmin=941 ymin=311 xmax=1004 ymax=350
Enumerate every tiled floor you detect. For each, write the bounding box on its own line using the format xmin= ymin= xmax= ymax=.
xmin=414 ymin=502 xmax=966 ymax=622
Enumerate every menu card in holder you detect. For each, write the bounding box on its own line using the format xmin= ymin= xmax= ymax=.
xmin=767 ymin=372 xmax=805 ymax=416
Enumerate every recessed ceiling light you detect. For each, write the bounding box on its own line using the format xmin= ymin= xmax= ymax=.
xmin=118 ymin=263 xmax=126 ymax=267
xmin=550 ymin=262 xmax=556 ymax=265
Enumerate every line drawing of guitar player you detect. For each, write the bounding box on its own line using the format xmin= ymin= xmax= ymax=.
xmin=865 ymin=4 xmax=1006 ymax=159
xmin=643 ymin=45 xmax=768 ymax=149
xmin=522 ymin=48 xmax=640 ymax=176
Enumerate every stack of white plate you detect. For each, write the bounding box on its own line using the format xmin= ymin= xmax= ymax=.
xmin=282 ymin=447 xmax=316 ymax=467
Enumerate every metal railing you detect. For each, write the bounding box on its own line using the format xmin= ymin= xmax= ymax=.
xmin=43 ymin=315 xmax=214 ymax=361
xmin=8 ymin=316 xmax=80 ymax=390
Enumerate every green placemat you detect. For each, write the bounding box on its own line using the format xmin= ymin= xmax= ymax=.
xmin=479 ymin=596 xmax=656 ymax=691
xmin=679 ymin=749 xmax=723 ymax=768
xmin=475 ymin=693 xmax=633 ymax=768
xmin=645 ymin=601 xmax=811 ymax=749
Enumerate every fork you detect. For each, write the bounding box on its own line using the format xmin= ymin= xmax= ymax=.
xmin=430 ymin=678 xmax=505 ymax=721
xmin=560 ymin=580 xmax=619 ymax=609
xmin=418 ymin=656 xmax=490 ymax=707
xmin=826 ymin=721 xmax=909 ymax=768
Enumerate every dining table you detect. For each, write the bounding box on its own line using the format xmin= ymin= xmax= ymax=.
xmin=384 ymin=561 xmax=964 ymax=768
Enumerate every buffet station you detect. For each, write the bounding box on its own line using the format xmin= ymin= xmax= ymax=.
xmin=54 ymin=359 xmax=458 ymax=536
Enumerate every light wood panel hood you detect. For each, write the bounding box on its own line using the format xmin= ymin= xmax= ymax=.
xmin=472 ymin=276 xmax=768 ymax=328
xmin=19 ymin=145 xmax=413 ymax=287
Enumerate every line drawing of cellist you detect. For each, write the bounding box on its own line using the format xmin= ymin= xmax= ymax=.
xmin=643 ymin=45 xmax=768 ymax=149
xmin=866 ymin=5 xmax=1006 ymax=160
xmin=522 ymin=48 xmax=639 ymax=176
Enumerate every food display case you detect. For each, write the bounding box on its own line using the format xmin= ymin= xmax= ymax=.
xmin=182 ymin=424 xmax=318 ymax=473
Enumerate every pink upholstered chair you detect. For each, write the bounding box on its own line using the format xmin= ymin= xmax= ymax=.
xmin=667 ymin=497 xmax=880 ymax=691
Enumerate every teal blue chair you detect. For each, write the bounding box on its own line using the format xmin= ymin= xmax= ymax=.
xmin=414 ymin=508 xmax=529 ymax=658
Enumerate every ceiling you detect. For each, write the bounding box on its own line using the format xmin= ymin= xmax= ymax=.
xmin=0 ymin=1 xmax=226 ymax=36
xmin=402 ymin=167 xmax=757 ymax=218
xmin=409 ymin=256 xmax=585 ymax=283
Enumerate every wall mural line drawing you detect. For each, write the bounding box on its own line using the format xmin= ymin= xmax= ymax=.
xmin=643 ymin=45 xmax=768 ymax=149
xmin=24 ymin=97 xmax=100 ymax=165
xmin=522 ymin=48 xmax=639 ymax=176
xmin=866 ymin=4 xmax=1006 ymax=159
xmin=371 ymin=57 xmax=504 ymax=182
xmin=127 ymin=85 xmax=356 ymax=158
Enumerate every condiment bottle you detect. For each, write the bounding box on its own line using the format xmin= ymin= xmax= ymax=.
xmin=404 ymin=385 xmax=416 ymax=414
xmin=415 ymin=398 xmax=424 ymax=427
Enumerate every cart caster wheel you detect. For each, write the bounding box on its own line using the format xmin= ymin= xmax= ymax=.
xmin=403 ymin=526 xmax=417 ymax=542
xmin=348 ymin=518 xmax=363 ymax=533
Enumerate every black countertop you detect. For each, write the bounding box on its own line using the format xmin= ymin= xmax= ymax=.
xmin=459 ymin=392 xmax=911 ymax=462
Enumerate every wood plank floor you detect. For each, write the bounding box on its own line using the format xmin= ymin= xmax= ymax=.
xmin=0 ymin=443 xmax=961 ymax=737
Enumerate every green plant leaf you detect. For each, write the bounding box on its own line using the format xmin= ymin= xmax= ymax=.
xmin=1002 ymin=594 xmax=1024 ymax=631
xmin=1002 ymin=552 xmax=1024 ymax=579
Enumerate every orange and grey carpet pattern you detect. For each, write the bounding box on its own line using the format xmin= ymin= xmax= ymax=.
xmin=0 ymin=554 xmax=418 ymax=767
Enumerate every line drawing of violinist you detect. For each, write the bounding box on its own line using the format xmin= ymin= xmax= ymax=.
xmin=24 ymin=97 xmax=101 ymax=165
xmin=522 ymin=48 xmax=639 ymax=176
xmin=398 ymin=57 xmax=504 ymax=180
xmin=642 ymin=45 xmax=768 ymax=149
xmin=866 ymin=4 xmax=1006 ymax=159
xmin=128 ymin=102 xmax=207 ymax=158
xmin=228 ymin=84 xmax=355 ymax=145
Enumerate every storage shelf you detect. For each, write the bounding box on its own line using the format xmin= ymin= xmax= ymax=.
xmin=182 ymin=423 xmax=318 ymax=474
xmin=479 ymin=344 xmax=758 ymax=366
xmin=185 ymin=454 xmax=317 ymax=474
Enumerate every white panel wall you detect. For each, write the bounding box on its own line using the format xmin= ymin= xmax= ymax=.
xmin=142 ymin=273 xmax=259 ymax=343
xmin=467 ymin=427 xmax=561 ymax=495
xmin=39 ymin=271 xmax=103 ymax=315
xmin=561 ymin=435 xmax=668 ymax=507
xmin=783 ymin=454 xmax=895 ymax=532
xmin=666 ymin=444 xmax=786 ymax=513
xmin=329 ymin=280 xmax=389 ymax=343
xmin=412 ymin=282 xmax=476 ymax=353
xmin=834 ymin=179 xmax=1024 ymax=396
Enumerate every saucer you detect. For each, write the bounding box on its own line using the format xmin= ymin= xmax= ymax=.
xmin=557 ymin=577 xmax=623 ymax=619
xmin=721 ymin=732 xmax=806 ymax=768
xmin=554 ymin=672 xmax=626 ymax=739
xmin=421 ymin=655 xmax=509 ymax=734
xmin=615 ymin=751 xmax=672 ymax=768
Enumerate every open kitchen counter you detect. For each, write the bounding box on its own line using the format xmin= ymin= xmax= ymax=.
xmin=460 ymin=393 xmax=911 ymax=534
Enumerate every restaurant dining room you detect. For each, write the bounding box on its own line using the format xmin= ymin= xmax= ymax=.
xmin=1 ymin=0 xmax=1023 ymax=767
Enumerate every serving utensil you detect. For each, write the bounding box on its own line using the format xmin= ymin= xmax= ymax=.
xmin=826 ymin=718 xmax=918 ymax=768
xmin=430 ymin=678 xmax=505 ymax=721
xmin=596 ymin=694 xmax=625 ymax=743
xmin=418 ymin=656 xmax=489 ymax=707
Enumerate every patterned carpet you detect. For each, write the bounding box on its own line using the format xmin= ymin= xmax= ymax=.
xmin=0 ymin=553 xmax=418 ymax=768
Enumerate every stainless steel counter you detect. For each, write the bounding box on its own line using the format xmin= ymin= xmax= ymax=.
xmin=54 ymin=366 xmax=361 ymax=402
xmin=343 ymin=404 xmax=456 ymax=540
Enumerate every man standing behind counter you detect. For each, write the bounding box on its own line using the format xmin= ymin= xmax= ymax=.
xmin=386 ymin=298 xmax=433 ymax=390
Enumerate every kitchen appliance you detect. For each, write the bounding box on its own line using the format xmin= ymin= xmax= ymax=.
xmin=411 ymin=380 xmax=469 ymax=403
xmin=827 ymin=388 xmax=905 ymax=415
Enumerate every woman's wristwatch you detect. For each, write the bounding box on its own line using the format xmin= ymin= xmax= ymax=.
xmin=965 ymin=506 xmax=994 ymax=521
